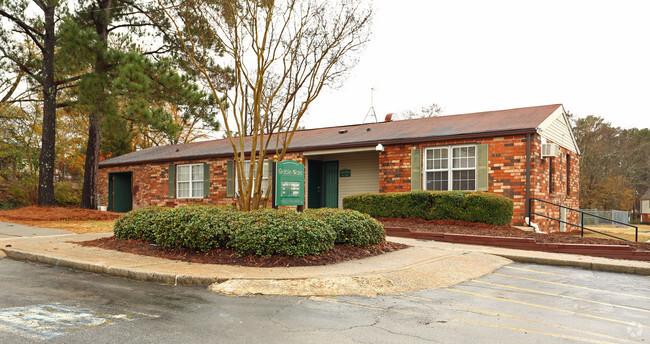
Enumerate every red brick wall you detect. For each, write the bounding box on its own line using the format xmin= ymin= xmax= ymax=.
xmin=377 ymin=134 xmax=580 ymax=231
xmin=642 ymin=214 xmax=650 ymax=222
xmin=98 ymin=152 xmax=303 ymax=210
xmin=529 ymin=137 xmax=580 ymax=232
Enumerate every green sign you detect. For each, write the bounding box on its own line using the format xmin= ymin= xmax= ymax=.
xmin=275 ymin=160 xmax=305 ymax=206
xmin=339 ymin=169 xmax=351 ymax=177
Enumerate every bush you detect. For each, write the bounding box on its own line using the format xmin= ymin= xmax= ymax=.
xmin=228 ymin=209 xmax=336 ymax=257
xmin=54 ymin=182 xmax=81 ymax=207
xmin=153 ymin=205 xmax=233 ymax=252
xmin=114 ymin=206 xmax=388 ymax=257
xmin=343 ymin=191 xmax=513 ymax=226
xmin=305 ymin=208 xmax=385 ymax=246
xmin=114 ymin=206 xmax=167 ymax=242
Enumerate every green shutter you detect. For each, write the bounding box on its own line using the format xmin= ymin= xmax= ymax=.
xmin=168 ymin=164 xmax=175 ymax=198
xmin=203 ymin=163 xmax=210 ymax=198
xmin=476 ymin=144 xmax=489 ymax=191
xmin=410 ymin=149 xmax=421 ymax=191
xmin=226 ymin=160 xmax=234 ymax=197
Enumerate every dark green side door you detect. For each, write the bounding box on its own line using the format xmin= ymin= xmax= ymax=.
xmin=323 ymin=161 xmax=338 ymax=208
xmin=307 ymin=160 xmax=323 ymax=209
xmin=109 ymin=172 xmax=133 ymax=212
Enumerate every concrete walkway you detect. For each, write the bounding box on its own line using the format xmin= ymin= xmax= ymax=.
xmin=0 ymin=221 xmax=73 ymax=239
xmin=0 ymin=227 xmax=648 ymax=296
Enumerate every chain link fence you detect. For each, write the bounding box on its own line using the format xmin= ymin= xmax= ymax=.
xmin=579 ymin=209 xmax=630 ymax=227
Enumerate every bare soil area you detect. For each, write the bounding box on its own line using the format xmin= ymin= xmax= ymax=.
xmin=77 ymin=237 xmax=410 ymax=267
xmin=379 ymin=218 xmax=650 ymax=252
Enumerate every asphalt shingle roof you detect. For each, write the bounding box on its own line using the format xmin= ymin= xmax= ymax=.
xmin=99 ymin=104 xmax=562 ymax=167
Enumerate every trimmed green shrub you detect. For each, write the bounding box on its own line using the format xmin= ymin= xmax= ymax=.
xmin=153 ymin=205 xmax=233 ymax=252
xmin=305 ymin=208 xmax=385 ymax=246
xmin=343 ymin=191 xmax=514 ymax=226
xmin=114 ymin=206 xmax=167 ymax=242
xmin=228 ymin=209 xmax=336 ymax=257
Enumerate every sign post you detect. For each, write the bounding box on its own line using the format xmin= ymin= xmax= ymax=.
xmin=274 ymin=160 xmax=305 ymax=211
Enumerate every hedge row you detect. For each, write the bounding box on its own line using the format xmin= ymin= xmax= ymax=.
xmin=342 ymin=191 xmax=513 ymax=226
xmin=113 ymin=205 xmax=385 ymax=257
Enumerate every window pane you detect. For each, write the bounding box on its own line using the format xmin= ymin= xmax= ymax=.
xmin=192 ymin=165 xmax=203 ymax=181
xmin=427 ymin=150 xmax=433 ymax=160
xmin=468 ymin=157 xmax=475 ymax=168
xmin=432 ymin=160 xmax=439 ymax=169
xmin=192 ymin=181 xmax=203 ymax=197
xmin=425 ymin=172 xmax=434 ymax=190
xmin=468 ymin=146 xmax=475 ymax=156
xmin=433 ymin=171 xmax=448 ymax=191
xmin=440 ymin=158 xmax=447 ymax=169
xmin=177 ymin=166 xmax=190 ymax=182
xmin=452 ymin=170 xmax=475 ymax=191
xmin=178 ymin=181 xmax=190 ymax=197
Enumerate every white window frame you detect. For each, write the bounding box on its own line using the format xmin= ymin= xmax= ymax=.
xmin=176 ymin=163 xmax=204 ymax=199
xmin=423 ymin=145 xmax=477 ymax=191
xmin=235 ymin=160 xmax=271 ymax=196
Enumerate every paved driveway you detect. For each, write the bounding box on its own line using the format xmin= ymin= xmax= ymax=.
xmin=0 ymin=259 xmax=647 ymax=343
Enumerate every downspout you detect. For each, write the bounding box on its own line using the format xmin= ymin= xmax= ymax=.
xmin=524 ymin=133 xmax=544 ymax=233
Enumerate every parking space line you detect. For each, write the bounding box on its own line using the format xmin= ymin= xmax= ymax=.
xmin=400 ymin=294 xmax=635 ymax=343
xmin=471 ymin=280 xmax=650 ymax=313
xmin=453 ymin=318 xmax=619 ymax=344
xmin=446 ymin=288 xmax=649 ymax=329
xmin=504 ymin=265 xmax=576 ymax=278
xmin=493 ymin=273 xmax=650 ymax=300
xmin=310 ymin=297 xmax=429 ymax=316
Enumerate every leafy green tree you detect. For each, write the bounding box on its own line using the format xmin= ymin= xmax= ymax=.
xmin=56 ymin=0 xmax=220 ymax=209
xmin=0 ymin=0 xmax=72 ymax=206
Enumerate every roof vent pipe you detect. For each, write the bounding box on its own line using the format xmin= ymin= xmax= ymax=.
xmin=384 ymin=113 xmax=393 ymax=122
xmin=375 ymin=143 xmax=384 ymax=152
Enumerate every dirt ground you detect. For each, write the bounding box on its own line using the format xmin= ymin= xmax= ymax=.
xmin=379 ymin=218 xmax=650 ymax=251
xmin=0 ymin=206 xmax=120 ymax=234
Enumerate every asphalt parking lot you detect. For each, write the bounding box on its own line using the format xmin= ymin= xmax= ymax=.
xmin=0 ymin=259 xmax=647 ymax=343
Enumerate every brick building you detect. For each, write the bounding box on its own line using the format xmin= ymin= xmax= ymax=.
xmin=98 ymin=104 xmax=580 ymax=232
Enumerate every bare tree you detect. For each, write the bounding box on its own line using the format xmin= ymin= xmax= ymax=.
xmin=400 ymin=103 xmax=443 ymax=119
xmin=160 ymin=0 xmax=372 ymax=211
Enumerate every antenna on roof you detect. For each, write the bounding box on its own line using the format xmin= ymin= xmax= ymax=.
xmin=362 ymin=88 xmax=378 ymax=124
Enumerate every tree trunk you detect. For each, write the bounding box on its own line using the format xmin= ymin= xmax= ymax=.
xmin=37 ymin=3 xmax=57 ymax=206
xmin=80 ymin=0 xmax=111 ymax=209
xmin=80 ymin=112 xmax=101 ymax=209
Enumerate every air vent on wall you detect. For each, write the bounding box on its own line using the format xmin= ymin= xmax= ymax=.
xmin=541 ymin=143 xmax=559 ymax=158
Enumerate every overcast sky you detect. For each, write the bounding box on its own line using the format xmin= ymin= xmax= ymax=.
xmin=304 ymin=0 xmax=650 ymax=130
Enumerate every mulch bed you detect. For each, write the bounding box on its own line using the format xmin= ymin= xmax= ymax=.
xmin=378 ymin=218 xmax=650 ymax=252
xmin=0 ymin=206 xmax=122 ymax=222
xmin=76 ymin=237 xmax=410 ymax=267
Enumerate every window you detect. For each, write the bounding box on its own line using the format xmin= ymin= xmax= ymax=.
xmin=424 ymin=145 xmax=476 ymax=191
xmin=237 ymin=160 xmax=271 ymax=196
xmin=566 ymin=154 xmax=571 ymax=195
xmin=549 ymin=158 xmax=554 ymax=194
xmin=177 ymin=164 xmax=204 ymax=198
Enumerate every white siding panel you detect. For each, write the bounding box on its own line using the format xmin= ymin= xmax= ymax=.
xmin=333 ymin=152 xmax=380 ymax=208
xmin=539 ymin=108 xmax=579 ymax=154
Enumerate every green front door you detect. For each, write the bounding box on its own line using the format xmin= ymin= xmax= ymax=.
xmin=307 ymin=160 xmax=323 ymax=208
xmin=307 ymin=160 xmax=338 ymax=209
xmin=109 ymin=172 xmax=133 ymax=212
xmin=323 ymin=161 xmax=338 ymax=208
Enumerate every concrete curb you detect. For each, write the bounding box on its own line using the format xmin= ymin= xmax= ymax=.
xmin=1 ymin=248 xmax=223 ymax=287
xmin=492 ymin=253 xmax=650 ymax=276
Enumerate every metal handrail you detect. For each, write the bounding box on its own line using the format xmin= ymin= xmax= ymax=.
xmin=529 ymin=197 xmax=638 ymax=242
